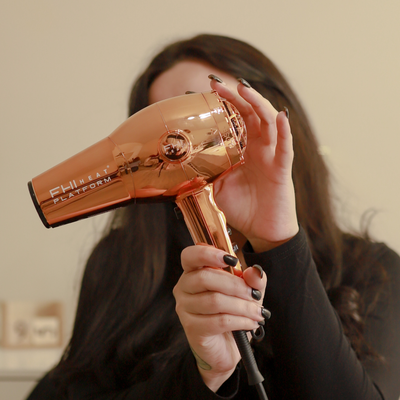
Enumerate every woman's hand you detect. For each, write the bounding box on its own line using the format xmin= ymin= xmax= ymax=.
xmin=173 ymin=244 xmax=267 ymax=392
xmin=209 ymin=78 xmax=298 ymax=252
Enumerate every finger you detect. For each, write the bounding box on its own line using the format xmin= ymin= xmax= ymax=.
xmin=209 ymin=79 xmax=261 ymax=135
xmin=242 ymin=265 xmax=267 ymax=298
xmin=178 ymin=266 xmax=253 ymax=300
xmin=237 ymin=83 xmax=278 ymax=124
xmin=209 ymin=79 xmax=253 ymax=117
xmin=275 ymin=110 xmax=294 ymax=169
xmin=181 ymin=244 xmax=238 ymax=273
xmin=181 ymin=313 xmax=260 ymax=337
xmin=178 ymin=290 xmax=264 ymax=322
xmin=237 ymin=83 xmax=279 ymax=146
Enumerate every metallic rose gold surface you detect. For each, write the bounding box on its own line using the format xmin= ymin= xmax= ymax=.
xmin=29 ymin=91 xmax=246 ymax=271
xmin=30 ymin=137 xmax=131 ymax=227
xmin=29 ymin=91 xmax=246 ymax=228
xmin=175 ymin=183 xmax=242 ymax=272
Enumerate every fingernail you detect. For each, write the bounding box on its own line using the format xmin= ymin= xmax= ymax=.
xmin=185 ymin=91 xmax=196 ymax=94
xmin=208 ymin=74 xmax=224 ymax=84
xmin=237 ymin=78 xmax=251 ymax=88
xmin=223 ymin=254 xmax=238 ymax=267
xmin=258 ymin=319 xmax=265 ymax=326
xmin=251 ymin=264 xmax=264 ymax=279
xmin=283 ymin=106 xmax=290 ymax=120
xmin=261 ymin=307 xmax=271 ymax=320
xmin=251 ymin=289 xmax=262 ymax=301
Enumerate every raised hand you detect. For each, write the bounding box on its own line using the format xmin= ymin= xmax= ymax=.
xmin=209 ymin=77 xmax=299 ymax=252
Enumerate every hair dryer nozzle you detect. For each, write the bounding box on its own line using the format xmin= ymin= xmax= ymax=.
xmin=28 ymin=181 xmax=50 ymax=228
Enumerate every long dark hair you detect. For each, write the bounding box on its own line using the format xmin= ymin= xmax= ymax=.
xmin=52 ymin=34 xmax=387 ymax=391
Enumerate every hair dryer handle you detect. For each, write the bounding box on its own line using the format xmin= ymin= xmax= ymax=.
xmin=175 ymin=183 xmax=242 ymax=273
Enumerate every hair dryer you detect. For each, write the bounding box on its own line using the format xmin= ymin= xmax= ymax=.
xmin=28 ymin=91 xmax=246 ymax=272
xmin=28 ymin=90 xmax=267 ymax=395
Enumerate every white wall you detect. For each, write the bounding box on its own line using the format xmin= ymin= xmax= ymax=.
xmin=1 ymin=0 xmax=399 ymax=342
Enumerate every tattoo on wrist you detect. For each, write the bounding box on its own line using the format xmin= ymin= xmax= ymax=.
xmin=190 ymin=346 xmax=212 ymax=370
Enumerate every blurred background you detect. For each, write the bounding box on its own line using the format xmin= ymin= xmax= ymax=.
xmin=0 ymin=0 xmax=399 ymax=397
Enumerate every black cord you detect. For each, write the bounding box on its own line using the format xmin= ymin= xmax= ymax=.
xmin=255 ymin=382 xmax=268 ymax=400
xmin=232 ymin=330 xmax=269 ymax=400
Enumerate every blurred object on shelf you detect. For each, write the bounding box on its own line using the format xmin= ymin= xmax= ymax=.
xmin=1 ymin=301 xmax=63 ymax=348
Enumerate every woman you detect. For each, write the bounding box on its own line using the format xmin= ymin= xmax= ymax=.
xmin=27 ymin=34 xmax=400 ymax=399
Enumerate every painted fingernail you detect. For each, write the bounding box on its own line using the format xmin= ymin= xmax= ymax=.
xmin=252 ymin=289 xmax=262 ymax=301
xmin=208 ymin=74 xmax=224 ymax=84
xmin=185 ymin=91 xmax=196 ymax=94
xmin=223 ymin=254 xmax=238 ymax=267
xmin=258 ymin=319 xmax=265 ymax=326
xmin=237 ymin=78 xmax=251 ymax=88
xmin=251 ymin=264 xmax=264 ymax=279
xmin=283 ymin=106 xmax=290 ymax=120
xmin=261 ymin=307 xmax=271 ymax=320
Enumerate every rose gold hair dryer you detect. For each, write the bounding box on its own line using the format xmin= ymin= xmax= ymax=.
xmin=28 ymin=91 xmax=268 ymax=392
xmin=28 ymin=91 xmax=246 ymax=272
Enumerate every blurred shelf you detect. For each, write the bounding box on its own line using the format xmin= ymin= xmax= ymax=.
xmin=0 ymin=348 xmax=63 ymax=380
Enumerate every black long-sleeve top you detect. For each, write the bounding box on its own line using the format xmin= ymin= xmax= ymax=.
xmin=27 ymin=228 xmax=400 ymax=399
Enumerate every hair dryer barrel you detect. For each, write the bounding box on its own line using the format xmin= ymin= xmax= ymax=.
xmin=28 ymin=91 xmax=246 ymax=228
xmin=28 ymin=136 xmax=133 ymax=228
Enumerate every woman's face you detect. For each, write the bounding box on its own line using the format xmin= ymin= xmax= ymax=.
xmin=149 ymin=60 xmax=239 ymax=104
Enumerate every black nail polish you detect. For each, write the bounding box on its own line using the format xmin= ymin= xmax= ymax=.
xmin=283 ymin=106 xmax=289 ymax=120
xmin=252 ymin=289 xmax=262 ymax=301
xmin=258 ymin=319 xmax=265 ymax=326
xmin=237 ymin=78 xmax=251 ymax=88
xmin=208 ymin=74 xmax=224 ymax=83
xmin=185 ymin=91 xmax=196 ymax=94
xmin=261 ymin=307 xmax=271 ymax=320
xmin=223 ymin=254 xmax=238 ymax=267
xmin=251 ymin=264 xmax=264 ymax=279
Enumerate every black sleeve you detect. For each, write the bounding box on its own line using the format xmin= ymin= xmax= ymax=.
xmin=243 ymin=227 xmax=400 ymax=400
xmin=25 ymin=373 xmax=59 ymax=399
xmin=85 ymin=351 xmax=240 ymax=400
xmin=27 ymin=228 xmax=399 ymax=400
xmin=26 ymin=352 xmax=241 ymax=400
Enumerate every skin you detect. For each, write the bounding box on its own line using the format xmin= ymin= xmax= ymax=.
xmin=149 ymin=60 xmax=299 ymax=392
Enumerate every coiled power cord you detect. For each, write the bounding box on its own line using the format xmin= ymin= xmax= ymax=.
xmin=232 ymin=329 xmax=268 ymax=400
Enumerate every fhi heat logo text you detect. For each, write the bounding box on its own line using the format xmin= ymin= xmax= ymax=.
xmin=49 ymin=167 xmax=112 ymax=204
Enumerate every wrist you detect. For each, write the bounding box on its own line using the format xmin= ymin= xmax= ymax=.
xmin=248 ymin=226 xmax=299 ymax=253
